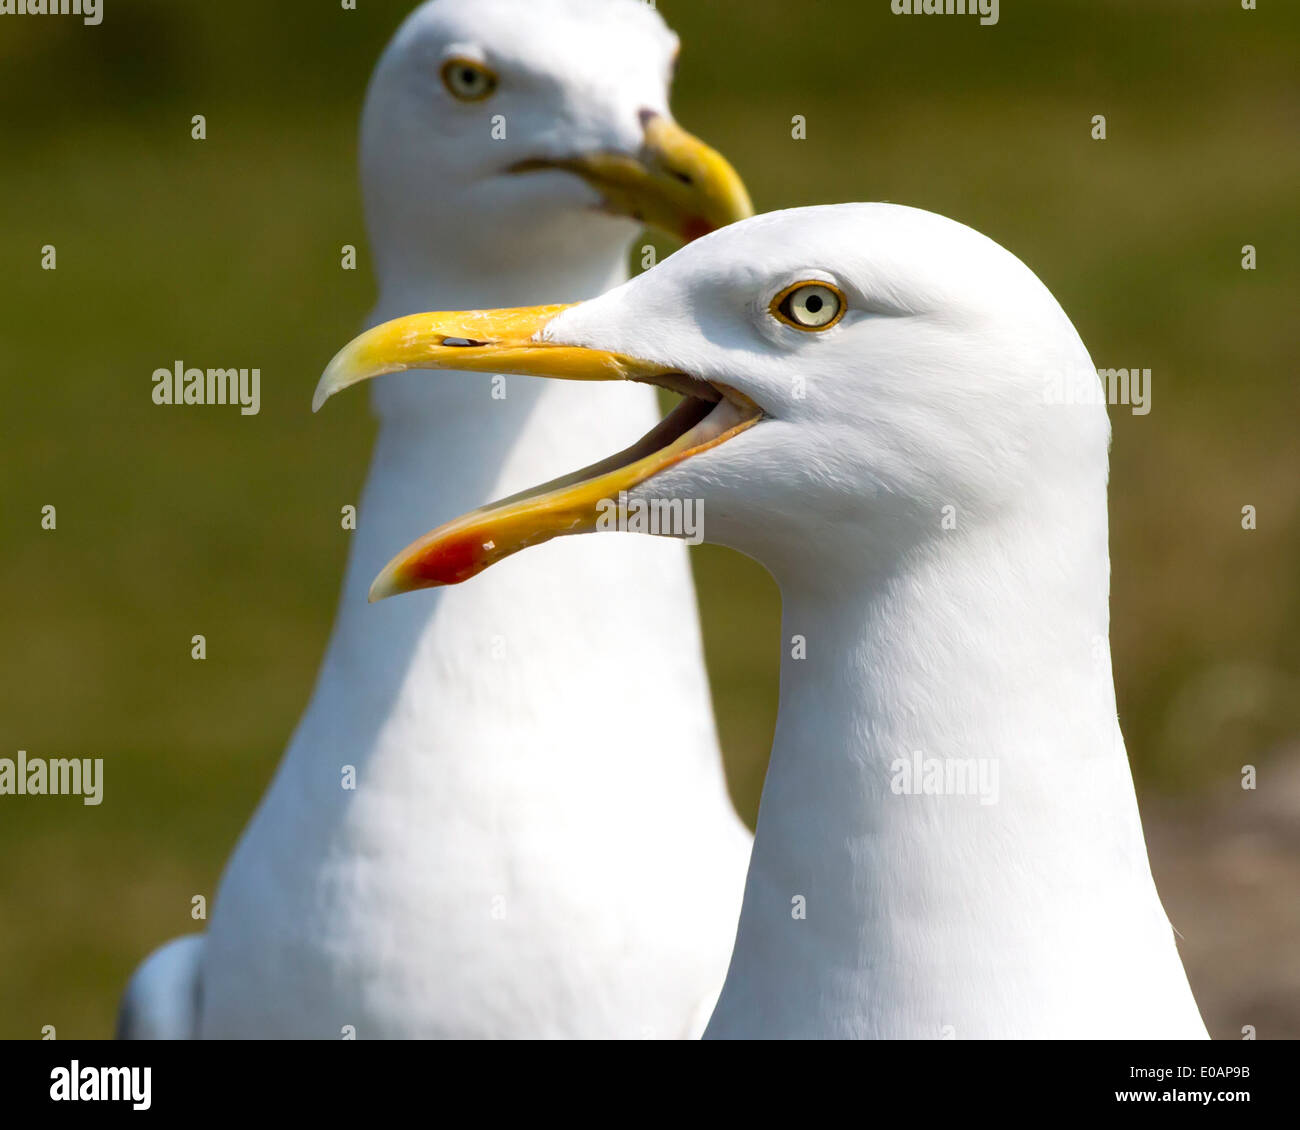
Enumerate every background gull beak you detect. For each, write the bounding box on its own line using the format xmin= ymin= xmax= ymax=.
xmin=510 ymin=109 xmax=753 ymax=242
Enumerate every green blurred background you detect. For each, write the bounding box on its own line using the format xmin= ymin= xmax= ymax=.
xmin=2 ymin=0 xmax=1297 ymax=1038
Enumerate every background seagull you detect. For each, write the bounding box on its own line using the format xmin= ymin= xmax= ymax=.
xmin=317 ymin=202 xmax=1210 ymax=1039
xmin=120 ymin=0 xmax=753 ymax=1039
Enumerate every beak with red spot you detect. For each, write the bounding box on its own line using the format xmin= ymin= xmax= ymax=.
xmin=313 ymin=305 xmax=762 ymax=601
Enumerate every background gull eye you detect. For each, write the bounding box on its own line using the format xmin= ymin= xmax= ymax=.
xmin=773 ymin=282 xmax=846 ymax=331
xmin=441 ymin=58 xmax=499 ymax=102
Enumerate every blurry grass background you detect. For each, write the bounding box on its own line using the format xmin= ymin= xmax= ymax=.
xmin=1 ymin=0 xmax=1297 ymax=1037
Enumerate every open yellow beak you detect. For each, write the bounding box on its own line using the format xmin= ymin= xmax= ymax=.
xmin=313 ymin=305 xmax=761 ymax=601
xmin=511 ymin=111 xmax=753 ymax=241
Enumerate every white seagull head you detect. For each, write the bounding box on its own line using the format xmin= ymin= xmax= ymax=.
xmin=316 ymin=203 xmax=1112 ymax=597
xmin=361 ymin=0 xmax=752 ymax=288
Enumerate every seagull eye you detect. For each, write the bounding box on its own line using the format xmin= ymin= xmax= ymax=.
xmin=772 ymin=282 xmax=845 ymax=331
xmin=441 ymin=58 xmax=499 ymax=102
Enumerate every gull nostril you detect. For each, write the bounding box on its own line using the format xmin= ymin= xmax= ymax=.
xmin=638 ymin=107 xmax=659 ymax=130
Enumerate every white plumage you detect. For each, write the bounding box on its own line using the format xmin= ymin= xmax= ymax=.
xmin=120 ymin=0 xmax=751 ymax=1039
xmin=554 ymin=204 xmax=1209 ymax=1037
xmin=317 ymin=202 xmax=1210 ymax=1038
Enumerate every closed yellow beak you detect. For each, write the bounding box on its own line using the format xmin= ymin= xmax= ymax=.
xmin=511 ymin=110 xmax=753 ymax=242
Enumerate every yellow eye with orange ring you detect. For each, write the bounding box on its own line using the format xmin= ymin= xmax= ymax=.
xmin=771 ymin=281 xmax=846 ymax=331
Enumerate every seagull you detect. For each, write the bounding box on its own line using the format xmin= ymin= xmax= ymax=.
xmin=119 ymin=0 xmax=754 ymax=1039
xmin=314 ymin=202 xmax=1210 ymax=1039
